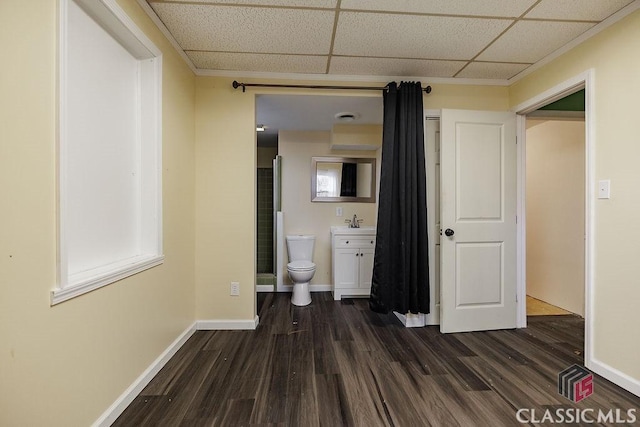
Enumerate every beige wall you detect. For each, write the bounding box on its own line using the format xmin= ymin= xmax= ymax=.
xmin=194 ymin=77 xmax=509 ymax=320
xmin=526 ymin=119 xmax=585 ymax=316
xmin=425 ymin=84 xmax=510 ymax=111
xmin=195 ymin=77 xmax=257 ymax=320
xmin=257 ymin=147 xmax=278 ymax=168
xmin=511 ymin=9 xmax=640 ymax=381
xmin=0 ymin=1 xmax=196 ymax=426
xmin=279 ymin=131 xmax=380 ymax=285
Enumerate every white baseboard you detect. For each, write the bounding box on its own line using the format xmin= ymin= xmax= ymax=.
xmin=92 ymin=322 xmax=197 ymax=427
xmin=394 ymin=311 xmax=427 ymax=328
xmin=276 ymin=284 xmax=332 ymax=292
xmin=425 ymin=303 xmax=440 ymax=326
xmin=196 ymin=316 xmax=259 ymax=330
xmin=393 ymin=304 xmax=441 ymax=327
xmin=588 ymin=357 xmax=640 ymax=397
xmin=93 ymin=316 xmax=260 ymax=425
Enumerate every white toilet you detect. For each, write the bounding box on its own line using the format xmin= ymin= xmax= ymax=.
xmin=286 ymin=235 xmax=316 ymax=306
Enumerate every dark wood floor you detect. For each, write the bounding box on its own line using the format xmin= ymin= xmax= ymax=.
xmin=114 ymin=292 xmax=639 ymax=426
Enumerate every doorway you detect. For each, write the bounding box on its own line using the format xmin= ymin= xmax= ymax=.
xmin=525 ymin=92 xmax=585 ymax=317
xmin=515 ymin=71 xmax=594 ymax=367
xmin=254 ymin=93 xmax=384 ymax=295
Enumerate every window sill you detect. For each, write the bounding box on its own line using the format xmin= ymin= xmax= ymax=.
xmin=51 ymin=254 xmax=164 ymax=305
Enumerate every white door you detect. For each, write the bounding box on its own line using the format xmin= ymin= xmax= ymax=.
xmin=440 ymin=109 xmax=517 ymax=333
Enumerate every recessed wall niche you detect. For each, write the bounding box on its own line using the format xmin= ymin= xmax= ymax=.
xmin=54 ymin=0 xmax=163 ymax=304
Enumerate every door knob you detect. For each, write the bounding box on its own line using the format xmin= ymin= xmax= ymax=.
xmin=444 ymin=228 xmax=455 ymax=237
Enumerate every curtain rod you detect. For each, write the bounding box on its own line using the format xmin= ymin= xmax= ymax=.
xmin=232 ymin=80 xmax=432 ymax=94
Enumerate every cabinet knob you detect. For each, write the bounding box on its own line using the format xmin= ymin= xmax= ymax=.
xmin=370 ymin=240 xmax=373 ymax=244
xmin=346 ymin=240 xmax=349 ymax=244
xmin=355 ymin=253 xmax=359 ymax=257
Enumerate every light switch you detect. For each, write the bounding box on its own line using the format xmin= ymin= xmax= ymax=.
xmin=598 ymin=180 xmax=611 ymax=199
xmin=336 ymin=207 xmax=343 ymax=217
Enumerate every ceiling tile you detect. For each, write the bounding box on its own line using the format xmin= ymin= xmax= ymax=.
xmin=150 ymin=3 xmax=335 ymax=53
xmin=477 ymin=20 xmax=595 ymax=63
xmin=162 ymin=0 xmax=337 ymax=6
xmin=329 ymin=57 xmax=465 ymax=78
xmin=143 ymin=0 xmax=639 ymax=79
xmin=333 ymin=12 xmax=512 ymax=60
xmin=340 ymin=0 xmax=537 ymax=17
xmin=525 ymin=0 xmax=634 ymax=21
xmin=187 ymin=52 xmax=328 ymax=73
xmin=456 ymin=62 xmax=530 ymax=79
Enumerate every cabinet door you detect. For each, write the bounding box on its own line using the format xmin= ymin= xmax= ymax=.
xmin=334 ymin=248 xmax=359 ymax=289
xmin=358 ymin=248 xmax=375 ymax=289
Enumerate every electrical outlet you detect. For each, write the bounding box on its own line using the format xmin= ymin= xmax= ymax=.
xmin=230 ymin=281 xmax=240 ymax=296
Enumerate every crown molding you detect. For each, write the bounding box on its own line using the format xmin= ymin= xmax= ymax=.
xmin=196 ymin=68 xmax=510 ymax=86
xmin=509 ymin=0 xmax=640 ymax=84
xmin=135 ymin=0 xmax=197 ymax=73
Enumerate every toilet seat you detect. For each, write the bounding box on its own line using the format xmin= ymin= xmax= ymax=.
xmin=287 ymin=260 xmax=316 ymax=271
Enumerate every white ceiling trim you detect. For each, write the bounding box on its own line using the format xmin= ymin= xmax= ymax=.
xmin=136 ymin=0 xmax=197 ymax=73
xmin=509 ymin=0 xmax=640 ymax=84
xmin=196 ymin=68 xmax=510 ymax=86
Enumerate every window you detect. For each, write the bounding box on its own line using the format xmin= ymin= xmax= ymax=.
xmin=53 ymin=0 xmax=163 ymax=304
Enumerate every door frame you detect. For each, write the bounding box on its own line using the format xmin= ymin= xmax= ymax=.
xmin=513 ymin=70 xmax=595 ymax=368
xmin=424 ymin=110 xmax=442 ymax=325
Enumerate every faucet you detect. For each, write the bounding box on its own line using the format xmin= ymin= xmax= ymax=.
xmin=345 ymin=214 xmax=362 ymax=228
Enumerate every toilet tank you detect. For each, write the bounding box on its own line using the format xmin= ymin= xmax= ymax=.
xmin=286 ymin=235 xmax=315 ymax=262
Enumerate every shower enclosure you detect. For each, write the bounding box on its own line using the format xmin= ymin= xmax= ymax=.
xmin=256 ymin=155 xmax=281 ymax=290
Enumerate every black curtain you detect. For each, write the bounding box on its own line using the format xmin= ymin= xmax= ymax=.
xmin=369 ymin=82 xmax=430 ymax=315
xmin=340 ymin=162 xmax=357 ymax=197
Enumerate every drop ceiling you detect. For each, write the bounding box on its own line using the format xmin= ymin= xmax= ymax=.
xmin=142 ymin=0 xmax=638 ymax=82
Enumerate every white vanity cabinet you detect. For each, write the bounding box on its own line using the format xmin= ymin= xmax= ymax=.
xmin=331 ymin=226 xmax=376 ymax=300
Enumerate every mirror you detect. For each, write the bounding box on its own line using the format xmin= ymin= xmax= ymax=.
xmin=311 ymin=157 xmax=376 ymax=203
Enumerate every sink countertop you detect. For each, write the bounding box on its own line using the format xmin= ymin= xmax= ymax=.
xmin=331 ymin=225 xmax=376 ymax=235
